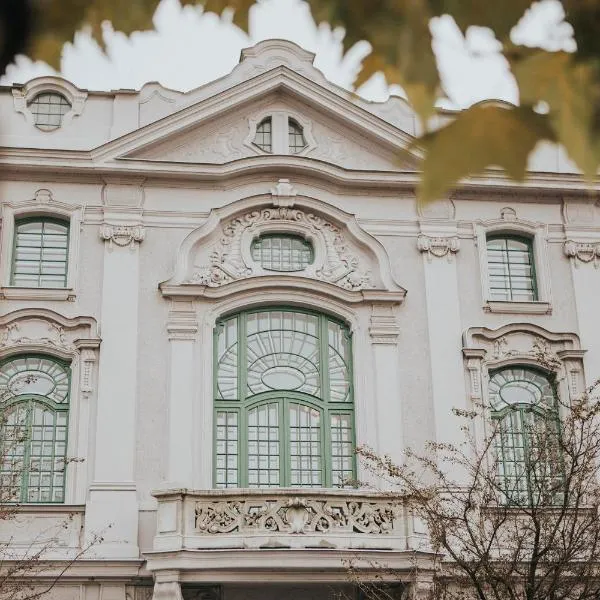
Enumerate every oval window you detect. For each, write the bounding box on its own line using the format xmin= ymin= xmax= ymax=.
xmin=251 ymin=234 xmax=313 ymax=272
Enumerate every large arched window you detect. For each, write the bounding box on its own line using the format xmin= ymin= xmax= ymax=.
xmin=214 ymin=308 xmax=354 ymax=488
xmin=488 ymin=367 xmax=562 ymax=504
xmin=0 ymin=356 xmax=70 ymax=503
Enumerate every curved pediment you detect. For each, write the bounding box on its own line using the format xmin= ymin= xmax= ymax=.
xmin=160 ymin=185 xmax=405 ymax=302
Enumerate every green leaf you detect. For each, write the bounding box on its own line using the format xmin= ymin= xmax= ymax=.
xmin=416 ymin=104 xmax=554 ymax=203
xmin=510 ymin=48 xmax=600 ymax=178
xmin=201 ymin=0 xmax=257 ymax=31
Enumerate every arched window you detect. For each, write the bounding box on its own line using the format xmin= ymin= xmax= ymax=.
xmin=214 ymin=308 xmax=354 ymax=488
xmin=251 ymin=234 xmax=314 ymax=272
xmin=0 ymin=356 xmax=70 ymax=503
xmin=288 ymin=118 xmax=307 ymax=154
xmin=253 ymin=117 xmax=272 ymax=153
xmin=488 ymin=367 xmax=561 ymax=504
xmin=28 ymin=93 xmax=71 ymax=131
xmin=486 ymin=235 xmax=537 ymax=302
xmin=11 ymin=217 xmax=69 ymax=288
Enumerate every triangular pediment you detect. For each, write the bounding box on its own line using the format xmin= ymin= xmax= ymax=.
xmin=92 ymin=41 xmax=419 ymax=172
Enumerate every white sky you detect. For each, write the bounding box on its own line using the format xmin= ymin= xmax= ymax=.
xmin=0 ymin=0 xmax=576 ymax=108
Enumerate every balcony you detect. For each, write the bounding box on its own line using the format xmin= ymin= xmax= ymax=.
xmin=146 ymin=488 xmax=433 ymax=583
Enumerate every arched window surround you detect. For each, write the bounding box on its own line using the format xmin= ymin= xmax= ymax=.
xmin=475 ymin=213 xmax=551 ymax=315
xmin=0 ymin=190 xmax=82 ymax=301
xmin=12 ymin=77 xmax=87 ymax=131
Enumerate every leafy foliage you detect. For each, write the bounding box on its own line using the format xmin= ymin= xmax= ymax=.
xmin=2 ymin=0 xmax=600 ymax=200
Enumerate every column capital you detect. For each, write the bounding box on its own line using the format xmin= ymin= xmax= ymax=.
xmin=100 ymin=223 xmax=145 ymax=249
xmin=417 ymin=234 xmax=460 ymax=262
xmin=564 ymin=239 xmax=600 ymax=268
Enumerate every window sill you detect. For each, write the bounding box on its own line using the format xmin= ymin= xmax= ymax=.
xmin=0 ymin=287 xmax=75 ymax=301
xmin=483 ymin=301 xmax=552 ymax=315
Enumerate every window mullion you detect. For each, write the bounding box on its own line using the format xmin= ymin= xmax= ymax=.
xmin=21 ymin=400 xmax=33 ymax=503
xmin=323 ymin=407 xmax=331 ymax=488
xmin=282 ymin=398 xmax=289 ymax=487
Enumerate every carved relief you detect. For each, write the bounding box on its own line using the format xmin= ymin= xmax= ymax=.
xmin=194 ymin=496 xmax=398 ymax=535
xmin=417 ymin=235 xmax=460 ymax=261
xmin=189 ymin=207 xmax=373 ymax=290
xmin=100 ymin=224 xmax=145 ymax=249
xmin=564 ymin=240 xmax=600 ymax=268
xmin=0 ymin=321 xmax=75 ymax=352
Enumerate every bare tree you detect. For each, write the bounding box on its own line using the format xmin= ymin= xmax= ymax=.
xmin=0 ymin=384 xmax=101 ymax=600
xmin=357 ymin=358 xmax=600 ymax=600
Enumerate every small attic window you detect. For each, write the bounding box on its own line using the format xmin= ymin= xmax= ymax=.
xmin=251 ymin=234 xmax=314 ymax=272
xmin=28 ymin=92 xmax=71 ymax=131
xmin=288 ymin=118 xmax=307 ymax=154
xmin=253 ymin=117 xmax=272 ymax=153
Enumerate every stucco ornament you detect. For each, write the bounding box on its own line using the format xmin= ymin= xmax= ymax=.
xmin=194 ymin=496 xmax=397 ymax=535
xmin=0 ymin=321 xmax=75 ymax=352
xmin=417 ymin=234 xmax=460 ymax=261
xmin=100 ymin=224 xmax=146 ymax=249
xmin=189 ymin=207 xmax=373 ymax=290
xmin=564 ymin=240 xmax=600 ymax=268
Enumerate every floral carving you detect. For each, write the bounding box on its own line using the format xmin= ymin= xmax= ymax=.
xmin=564 ymin=240 xmax=600 ymax=268
xmin=417 ymin=235 xmax=460 ymax=261
xmin=189 ymin=207 xmax=372 ymax=290
xmin=194 ymin=496 xmax=398 ymax=535
xmin=0 ymin=322 xmax=76 ymax=352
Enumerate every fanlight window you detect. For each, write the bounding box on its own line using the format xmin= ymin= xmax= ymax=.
xmin=28 ymin=93 xmax=71 ymax=131
xmin=486 ymin=235 xmax=537 ymax=302
xmin=251 ymin=234 xmax=313 ymax=272
xmin=11 ymin=218 xmax=69 ymax=288
xmin=215 ymin=309 xmax=354 ymax=488
xmin=253 ymin=117 xmax=272 ymax=153
xmin=0 ymin=356 xmax=70 ymax=503
xmin=288 ymin=119 xmax=307 ymax=153
xmin=488 ymin=367 xmax=562 ymax=505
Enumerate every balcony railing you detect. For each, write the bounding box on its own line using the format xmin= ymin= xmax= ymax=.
xmin=152 ymin=488 xmax=424 ymax=552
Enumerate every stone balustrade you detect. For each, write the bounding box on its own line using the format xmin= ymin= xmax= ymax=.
xmin=152 ymin=488 xmax=423 ymax=552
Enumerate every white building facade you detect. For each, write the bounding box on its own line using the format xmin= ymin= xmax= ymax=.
xmin=0 ymin=40 xmax=598 ymax=600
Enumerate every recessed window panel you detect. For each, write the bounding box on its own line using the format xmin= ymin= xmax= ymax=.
xmin=288 ymin=119 xmax=307 ymax=153
xmin=253 ymin=117 xmax=272 ymax=152
xmin=28 ymin=93 xmax=71 ymax=131
xmin=251 ymin=234 xmax=313 ymax=272
xmin=12 ymin=218 xmax=69 ymax=288
xmin=486 ymin=236 xmax=537 ymax=301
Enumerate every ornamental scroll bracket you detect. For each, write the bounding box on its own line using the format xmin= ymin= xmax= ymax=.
xmin=188 ymin=207 xmax=373 ymax=291
xmin=564 ymin=240 xmax=600 ymax=268
xmin=417 ymin=234 xmax=460 ymax=262
xmin=100 ymin=224 xmax=146 ymax=249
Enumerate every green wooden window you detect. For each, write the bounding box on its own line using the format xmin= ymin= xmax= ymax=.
xmin=486 ymin=235 xmax=537 ymax=301
xmin=288 ymin=119 xmax=307 ymax=154
xmin=0 ymin=356 xmax=70 ymax=503
xmin=251 ymin=234 xmax=313 ymax=272
xmin=28 ymin=93 xmax=71 ymax=131
xmin=214 ymin=308 xmax=354 ymax=488
xmin=11 ymin=218 xmax=69 ymax=288
xmin=488 ymin=367 xmax=562 ymax=505
xmin=253 ymin=118 xmax=272 ymax=153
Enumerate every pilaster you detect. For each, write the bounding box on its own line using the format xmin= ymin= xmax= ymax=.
xmin=418 ymin=225 xmax=467 ymax=451
xmin=85 ymin=214 xmax=144 ymax=558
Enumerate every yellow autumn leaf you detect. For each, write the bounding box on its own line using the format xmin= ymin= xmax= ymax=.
xmin=416 ymin=104 xmax=555 ymax=203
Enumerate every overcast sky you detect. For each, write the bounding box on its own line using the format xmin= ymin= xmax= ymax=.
xmin=0 ymin=0 xmax=576 ymax=108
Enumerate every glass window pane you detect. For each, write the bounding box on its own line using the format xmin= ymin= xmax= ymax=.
xmin=28 ymin=93 xmax=71 ymax=131
xmin=12 ymin=219 xmax=69 ymax=288
xmin=288 ymin=119 xmax=307 ymax=154
xmin=486 ymin=236 xmax=537 ymax=301
xmin=251 ymin=234 xmax=313 ymax=272
xmin=253 ymin=118 xmax=272 ymax=152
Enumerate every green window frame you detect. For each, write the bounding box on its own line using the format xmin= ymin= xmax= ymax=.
xmin=11 ymin=217 xmax=69 ymax=288
xmin=251 ymin=234 xmax=314 ymax=272
xmin=486 ymin=235 xmax=538 ymax=302
xmin=0 ymin=355 xmax=71 ymax=503
xmin=488 ymin=366 xmax=563 ymax=505
xmin=253 ymin=117 xmax=272 ymax=153
xmin=28 ymin=92 xmax=71 ymax=131
xmin=288 ymin=118 xmax=307 ymax=154
xmin=214 ymin=308 xmax=355 ymax=488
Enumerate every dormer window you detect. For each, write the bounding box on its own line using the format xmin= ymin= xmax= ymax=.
xmin=251 ymin=234 xmax=313 ymax=272
xmin=28 ymin=93 xmax=71 ymax=131
xmin=288 ymin=118 xmax=307 ymax=154
xmin=253 ymin=118 xmax=272 ymax=153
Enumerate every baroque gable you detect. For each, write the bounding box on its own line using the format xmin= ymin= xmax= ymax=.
xmin=160 ymin=183 xmax=405 ymax=298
